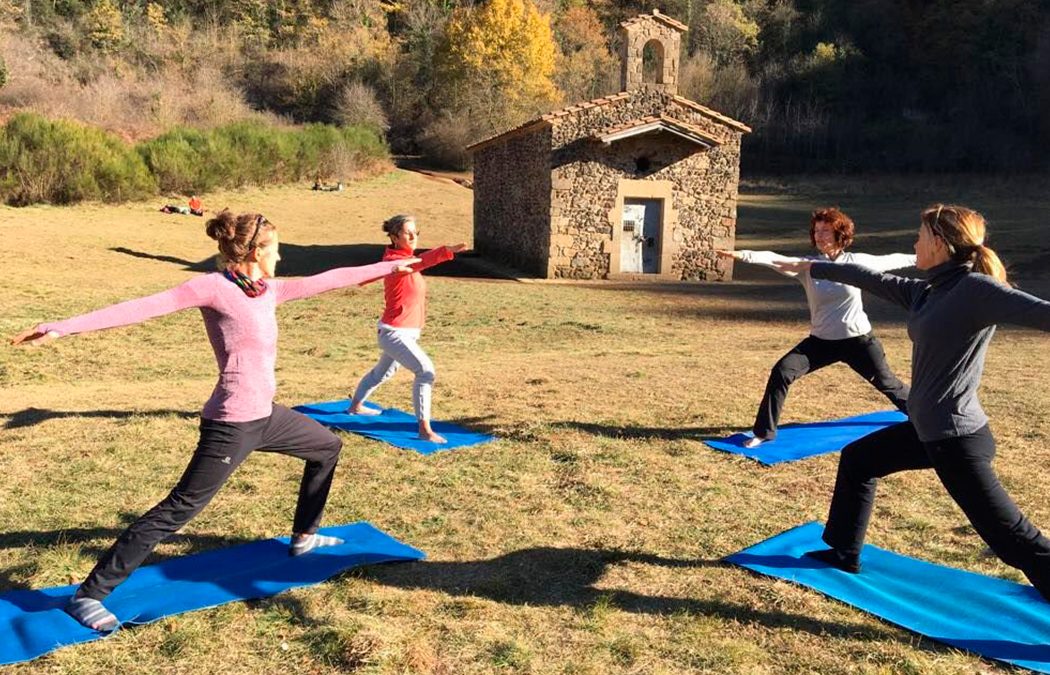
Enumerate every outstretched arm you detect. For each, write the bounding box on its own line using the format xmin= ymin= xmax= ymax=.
xmin=11 ymin=276 xmax=215 ymax=346
xmin=850 ymin=252 xmax=917 ymax=272
xmin=810 ymin=262 xmax=923 ymax=309
xmin=716 ymin=249 xmax=805 ymax=278
xmin=773 ymin=260 xmax=923 ymax=310
xmin=275 ymin=259 xmax=419 ymax=304
xmin=409 ymin=244 xmax=465 ymax=273
xmin=968 ymin=275 xmax=1050 ymax=331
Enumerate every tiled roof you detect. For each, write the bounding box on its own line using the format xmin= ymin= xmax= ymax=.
xmin=672 ymin=96 xmax=752 ymax=133
xmin=466 ymin=90 xmax=750 ymax=154
xmin=465 ymin=92 xmax=632 ymax=153
xmin=619 ymin=9 xmax=688 ymax=33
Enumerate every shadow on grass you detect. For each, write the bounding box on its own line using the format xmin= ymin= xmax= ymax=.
xmin=109 ymin=244 xmax=508 ymax=280
xmin=1 ymin=407 xmax=198 ymax=430
xmin=552 ymin=421 xmax=732 ymax=441
xmin=362 ymin=546 xmax=899 ymax=642
xmin=0 ymin=520 xmax=258 ymax=592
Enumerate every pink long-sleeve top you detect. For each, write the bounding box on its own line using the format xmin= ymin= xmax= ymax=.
xmin=379 ymin=246 xmax=455 ymax=329
xmin=37 ymin=262 xmax=403 ymax=422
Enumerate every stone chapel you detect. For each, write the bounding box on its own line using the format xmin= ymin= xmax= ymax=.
xmin=467 ymin=9 xmax=751 ymax=280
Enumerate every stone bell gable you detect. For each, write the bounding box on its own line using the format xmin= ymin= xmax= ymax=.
xmin=619 ymin=9 xmax=687 ymax=95
xmin=467 ymin=11 xmax=750 ymax=281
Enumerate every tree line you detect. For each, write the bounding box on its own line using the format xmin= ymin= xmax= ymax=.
xmin=1 ymin=0 xmax=1047 ymax=173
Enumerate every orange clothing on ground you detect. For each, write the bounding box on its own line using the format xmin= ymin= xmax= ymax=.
xmin=380 ymin=246 xmax=454 ymax=329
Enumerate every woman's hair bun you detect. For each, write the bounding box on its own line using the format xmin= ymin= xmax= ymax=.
xmin=205 ymin=209 xmax=237 ymax=241
xmin=382 ymin=214 xmax=414 ymax=236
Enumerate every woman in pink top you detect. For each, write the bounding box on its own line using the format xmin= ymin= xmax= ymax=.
xmin=11 ymin=210 xmax=415 ymax=632
xmin=347 ymin=214 xmax=465 ymax=443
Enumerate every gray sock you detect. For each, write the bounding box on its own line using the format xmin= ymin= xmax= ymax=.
xmin=65 ymin=595 xmax=119 ymax=632
xmin=289 ymin=533 xmax=344 ymax=557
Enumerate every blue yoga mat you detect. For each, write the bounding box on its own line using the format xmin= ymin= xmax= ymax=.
xmin=704 ymin=410 xmax=908 ymax=465
xmin=727 ymin=521 xmax=1050 ymax=673
xmin=0 ymin=522 xmax=424 ymax=666
xmin=294 ymin=399 xmax=496 ymax=455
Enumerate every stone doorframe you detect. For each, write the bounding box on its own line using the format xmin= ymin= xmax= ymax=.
xmin=606 ymin=179 xmax=678 ymax=279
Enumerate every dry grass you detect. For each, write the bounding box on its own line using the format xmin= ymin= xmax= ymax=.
xmin=0 ymin=30 xmax=269 ymax=141
xmin=1 ymin=171 xmax=1049 ymax=673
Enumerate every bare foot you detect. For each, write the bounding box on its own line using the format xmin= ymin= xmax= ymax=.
xmin=419 ymin=430 xmax=447 ymax=444
xmin=348 ymin=404 xmax=382 ymax=416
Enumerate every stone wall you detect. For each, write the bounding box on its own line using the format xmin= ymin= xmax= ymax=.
xmin=618 ymin=16 xmax=682 ymax=94
xmin=547 ymin=90 xmax=742 ymax=280
xmin=472 ymin=126 xmax=553 ymax=276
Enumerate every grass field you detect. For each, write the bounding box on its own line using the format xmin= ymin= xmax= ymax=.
xmin=1 ymin=170 xmax=1048 ymax=673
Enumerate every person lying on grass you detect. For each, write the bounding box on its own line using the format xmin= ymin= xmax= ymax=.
xmin=12 ymin=210 xmax=418 ymax=631
xmin=773 ymin=204 xmax=1050 ymax=602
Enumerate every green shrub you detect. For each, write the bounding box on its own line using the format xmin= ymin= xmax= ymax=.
xmin=140 ymin=120 xmax=388 ymax=192
xmin=0 ymin=113 xmax=156 ymax=205
xmin=0 ymin=113 xmax=389 ymax=206
xmin=136 ymin=127 xmax=220 ymax=194
xmin=210 ymin=120 xmax=300 ymax=186
xmin=298 ymin=123 xmax=388 ymax=179
xmin=0 ymin=56 xmax=7 ymax=90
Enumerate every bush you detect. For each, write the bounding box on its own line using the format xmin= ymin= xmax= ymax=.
xmin=210 ymin=120 xmax=300 ymax=186
xmin=417 ymin=112 xmax=476 ymax=170
xmin=330 ymin=80 xmax=389 ymax=132
xmin=136 ymin=126 xmax=220 ymax=194
xmin=0 ymin=111 xmax=389 ymax=206
xmin=0 ymin=55 xmax=7 ymax=90
xmin=140 ymin=120 xmax=388 ymax=193
xmin=0 ymin=112 xmax=156 ymax=205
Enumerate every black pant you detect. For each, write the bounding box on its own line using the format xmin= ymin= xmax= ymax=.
xmin=79 ymin=404 xmax=343 ymax=600
xmin=753 ymin=334 xmax=909 ymax=440
xmin=823 ymin=421 xmax=1050 ymax=596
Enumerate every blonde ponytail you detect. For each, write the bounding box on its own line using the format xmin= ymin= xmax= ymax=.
xmin=922 ymin=204 xmax=1008 ymax=285
xmin=972 ymin=244 xmax=1007 ymax=284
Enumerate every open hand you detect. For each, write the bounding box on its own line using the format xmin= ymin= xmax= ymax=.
xmin=11 ymin=327 xmax=59 ymax=347
xmin=715 ymin=250 xmax=740 ymax=259
xmin=393 ymin=257 xmax=422 ymax=274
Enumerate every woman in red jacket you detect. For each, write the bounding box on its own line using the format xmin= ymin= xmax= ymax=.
xmin=348 ymin=215 xmax=465 ymax=443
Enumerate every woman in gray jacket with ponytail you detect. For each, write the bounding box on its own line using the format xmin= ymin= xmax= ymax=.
xmin=775 ymin=204 xmax=1050 ymax=601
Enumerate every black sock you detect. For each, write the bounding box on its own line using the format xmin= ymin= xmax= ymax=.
xmin=804 ymin=548 xmax=861 ymax=574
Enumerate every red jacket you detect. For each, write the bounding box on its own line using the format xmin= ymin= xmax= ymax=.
xmin=379 ymin=246 xmax=454 ymax=329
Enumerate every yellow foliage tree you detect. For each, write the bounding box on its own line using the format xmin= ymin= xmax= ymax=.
xmin=88 ymin=0 xmax=126 ymax=52
xmin=437 ymin=0 xmax=560 ymax=109
xmin=145 ymin=2 xmax=168 ymax=37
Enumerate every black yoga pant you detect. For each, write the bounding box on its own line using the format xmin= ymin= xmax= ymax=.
xmin=79 ymin=404 xmax=343 ymax=600
xmin=822 ymin=421 xmax=1050 ymax=596
xmin=753 ymin=333 xmax=909 ymax=440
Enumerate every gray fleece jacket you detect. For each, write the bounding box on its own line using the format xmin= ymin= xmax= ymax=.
xmin=811 ymin=260 xmax=1050 ymax=442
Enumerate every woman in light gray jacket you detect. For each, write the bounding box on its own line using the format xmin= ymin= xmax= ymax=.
xmin=720 ymin=207 xmax=915 ymax=448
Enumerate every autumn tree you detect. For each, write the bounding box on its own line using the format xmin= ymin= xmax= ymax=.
xmin=554 ymin=1 xmax=617 ymax=103
xmin=88 ymin=0 xmax=126 ymax=52
xmin=435 ymin=0 xmax=560 ymax=113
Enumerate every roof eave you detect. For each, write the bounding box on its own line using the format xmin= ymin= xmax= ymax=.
xmin=598 ymin=122 xmax=721 ymax=149
xmin=466 ymin=119 xmax=552 ymax=154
